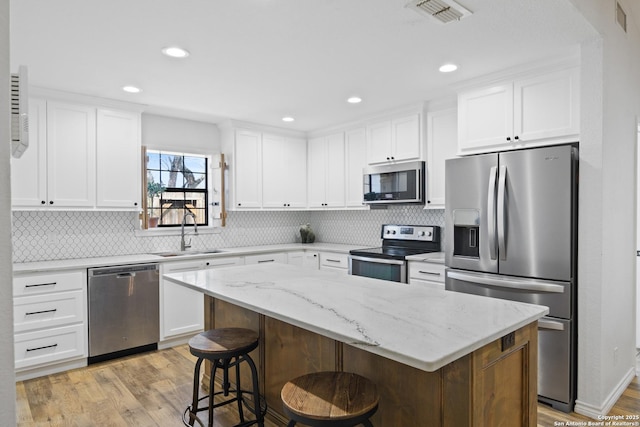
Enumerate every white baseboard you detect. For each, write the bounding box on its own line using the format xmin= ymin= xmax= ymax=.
xmin=574 ymin=367 xmax=636 ymax=419
xmin=15 ymin=357 xmax=87 ymax=382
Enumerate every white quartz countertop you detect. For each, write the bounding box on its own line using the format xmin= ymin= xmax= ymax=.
xmin=12 ymin=243 xmax=360 ymax=273
xmin=405 ymin=251 xmax=445 ymax=263
xmin=164 ymin=263 xmax=548 ymax=372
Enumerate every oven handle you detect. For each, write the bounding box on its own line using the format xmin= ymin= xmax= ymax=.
xmin=447 ymin=270 xmax=565 ymax=293
xmin=349 ymin=255 xmax=406 ymax=266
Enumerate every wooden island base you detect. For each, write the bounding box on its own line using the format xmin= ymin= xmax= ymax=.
xmin=204 ymin=296 xmax=538 ymax=427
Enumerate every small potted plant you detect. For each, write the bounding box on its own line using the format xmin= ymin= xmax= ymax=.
xmin=147 ymin=181 xmax=165 ymax=227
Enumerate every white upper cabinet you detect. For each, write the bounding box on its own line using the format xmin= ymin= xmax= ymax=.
xmin=233 ymin=129 xmax=262 ymax=209
xmin=308 ymin=133 xmax=345 ymax=208
xmin=12 ymin=100 xmax=97 ymax=208
xmin=262 ymin=134 xmax=307 ymax=208
xmin=96 ymin=109 xmax=141 ymax=209
xmin=46 ymin=101 xmax=97 ymax=208
xmin=366 ymin=113 xmax=421 ymax=164
xmin=11 ymin=95 xmax=142 ymax=210
xmin=344 ymin=128 xmax=367 ymax=208
xmin=426 ymin=108 xmax=458 ymax=209
xmin=11 ymin=98 xmax=47 ymax=207
xmin=458 ymin=66 xmax=579 ymax=155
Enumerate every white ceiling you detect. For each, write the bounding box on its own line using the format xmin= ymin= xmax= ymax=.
xmin=10 ymin=0 xmax=598 ymax=132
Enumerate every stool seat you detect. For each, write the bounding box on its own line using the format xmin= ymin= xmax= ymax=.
xmin=189 ymin=327 xmax=259 ymax=359
xmin=281 ymin=372 xmax=378 ymax=426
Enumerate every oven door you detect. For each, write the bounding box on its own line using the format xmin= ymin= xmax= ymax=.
xmin=348 ymin=255 xmax=406 ymax=283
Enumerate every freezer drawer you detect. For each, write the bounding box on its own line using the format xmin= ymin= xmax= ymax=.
xmin=538 ymin=317 xmax=575 ymax=411
xmin=445 ymin=269 xmax=573 ymax=319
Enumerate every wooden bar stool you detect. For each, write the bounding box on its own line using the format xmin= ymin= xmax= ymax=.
xmin=183 ymin=328 xmax=266 ymax=427
xmin=281 ymin=371 xmax=379 ymax=427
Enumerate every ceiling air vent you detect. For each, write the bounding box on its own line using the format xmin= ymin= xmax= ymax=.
xmin=406 ymin=0 xmax=472 ymax=24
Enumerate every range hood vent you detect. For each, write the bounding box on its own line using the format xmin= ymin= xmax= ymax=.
xmin=406 ymin=0 xmax=472 ymax=23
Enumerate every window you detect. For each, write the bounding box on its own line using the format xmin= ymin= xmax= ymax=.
xmin=145 ymin=150 xmax=209 ymax=228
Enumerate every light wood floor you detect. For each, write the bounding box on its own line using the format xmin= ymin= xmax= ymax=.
xmin=15 ymin=345 xmax=640 ymax=427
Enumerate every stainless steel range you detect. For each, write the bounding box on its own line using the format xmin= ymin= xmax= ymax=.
xmin=348 ymin=224 xmax=440 ymax=283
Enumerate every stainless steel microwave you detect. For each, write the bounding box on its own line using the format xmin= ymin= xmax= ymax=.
xmin=363 ymin=161 xmax=425 ymax=205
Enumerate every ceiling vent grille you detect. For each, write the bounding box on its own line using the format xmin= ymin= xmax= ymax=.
xmin=406 ymin=0 xmax=472 ymax=24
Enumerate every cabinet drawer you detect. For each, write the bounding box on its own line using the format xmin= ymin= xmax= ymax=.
xmin=244 ymin=253 xmax=287 ymax=265
xmin=15 ymin=324 xmax=86 ymax=370
xmin=408 ymin=262 xmax=445 ymax=283
xmin=320 ymin=253 xmax=349 ymax=270
xmin=206 ymin=256 xmax=244 ymax=268
xmin=14 ymin=271 xmax=84 ymax=297
xmin=14 ymin=290 xmax=85 ymax=333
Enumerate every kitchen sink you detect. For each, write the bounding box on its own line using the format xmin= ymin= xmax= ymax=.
xmin=151 ymin=249 xmax=226 ymax=257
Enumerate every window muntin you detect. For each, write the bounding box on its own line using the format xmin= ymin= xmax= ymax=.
xmin=146 ymin=150 xmax=208 ymax=227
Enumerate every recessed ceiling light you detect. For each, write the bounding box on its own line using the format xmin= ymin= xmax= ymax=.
xmin=282 ymin=116 xmax=295 ymax=122
xmin=122 ymin=85 xmax=142 ymax=93
xmin=347 ymin=96 xmax=362 ymax=104
xmin=161 ymin=46 xmax=190 ymax=58
xmin=439 ymin=63 xmax=458 ymax=73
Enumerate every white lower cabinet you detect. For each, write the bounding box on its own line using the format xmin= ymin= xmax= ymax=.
xmin=408 ymin=261 xmax=445 ymax=290
xmin=288 ymin=251 xmax=320 ymax=269
xmin=244 ymin=252 xmax=288 ymax=265
xmin=13 ymin=270 xmax=87 ymax=378
xmin=319 ymin=252 xmax=349 ymax=273
xmin=160 ymin=257 xmax=244 ymax=342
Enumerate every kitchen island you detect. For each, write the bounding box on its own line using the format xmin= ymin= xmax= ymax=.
xmin=164 ymin=263 xmax=548 ymax=426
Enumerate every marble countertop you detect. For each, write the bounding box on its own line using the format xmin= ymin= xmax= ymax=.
xmin=12 ymin=243 xmax=360 ymax=273
xmin=164 ymin=263 xmax=548 ymax=372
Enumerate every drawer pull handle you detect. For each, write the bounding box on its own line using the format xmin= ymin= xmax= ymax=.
xmin=26 ymin=343 xmax=58 ymax=352
xmin=25 ymin=282 xmax=57 ymax=288
xmin=258 ymin=259 xmax=275 ymax=263
xmin=326 ymin=259 xmax=341 ymax=263
xmin=25 ymin=309 xmax=58 ymax=316
xmin=419 ymin=271 xmax=441 ymax=276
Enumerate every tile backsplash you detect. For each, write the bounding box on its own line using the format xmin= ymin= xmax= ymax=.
xmin=11 ymin=207 xmax=445 ymax=263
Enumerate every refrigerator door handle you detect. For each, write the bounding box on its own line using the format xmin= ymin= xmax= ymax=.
xmin=447 ymin=270 xmax=566 ymax=293
xmin=487 ymin=166 xmax=498 ymax=260
xmin=497 ymin=165 xmax=507 ymax=261
xmin=538 ymin=318 xmax=565 ymax=331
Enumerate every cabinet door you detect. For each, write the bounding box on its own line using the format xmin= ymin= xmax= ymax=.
xmin=392 ymin=114 xmax=421 ymax=162
xmin=285 ymin=137 xmax=307 ymax=208
xmin=11 ymin=98 xmax=48 ymax=207
xmin=324 ymin=133 xmax=345 ymax=207
xmin=307 ymin=137 xmax=328 ymax=208
xmin=514 ymin=67 xmax=579 ymax=143
xmin=263 ymin=135 xmax=307 ymax=208
xmin=96 ymin=109 xmax=141 ymax=209
xmin=161 ymin=260 xmax=205 ymax=340
xmin=46 ymin=101 xmax=96 ymax=207
xmin=262 ymin=134 xmax=288 ymax=208
xmin=366 ymin=120 xmax=392 ymax=164
xmin=345 ymin=128 xmax=367 ymax=207
xmin=234 ymin=130 xmax=262 ymax=208
xmin=458 ymin=84 xmax=513 ymax=154
xmin=426 ymin=109 xmax=458 ymax=208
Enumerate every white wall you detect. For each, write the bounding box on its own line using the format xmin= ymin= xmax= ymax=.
xmin=141 ymin=113 xmax=220 ymax=155
xmin=571 ymin=0 xmax=640 ymax=416
xmin=0 ymin=0 xmax=17 ymax=424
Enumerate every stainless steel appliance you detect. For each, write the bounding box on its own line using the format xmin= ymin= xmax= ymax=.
xmin=363 ymin=161 xmax=425 ymax=204
xmin=349 ymin=224 xmax=440 ymax=283
xmin=88 ymin=263 xmax=160 ymax=363
xmin=444 ymin=144 xmax=578 ymax=412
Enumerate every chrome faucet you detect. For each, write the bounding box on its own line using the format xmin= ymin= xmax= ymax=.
xmin=180 ymin=212 xmax=198 ymax=251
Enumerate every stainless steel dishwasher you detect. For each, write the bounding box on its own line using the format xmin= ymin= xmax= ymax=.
xmin=88 ymin=263 xmax=160 ymax=363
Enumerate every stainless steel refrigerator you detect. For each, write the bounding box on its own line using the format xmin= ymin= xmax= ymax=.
xmin=444 ymin=144 xmax=578 ymax=413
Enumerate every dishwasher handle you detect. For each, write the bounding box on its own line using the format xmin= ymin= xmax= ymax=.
xmin=88 ymin=263 xmax=158 ymax=277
